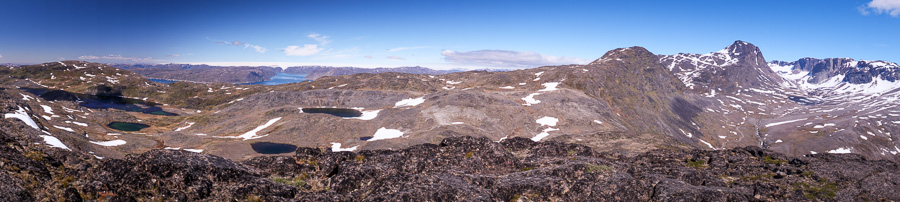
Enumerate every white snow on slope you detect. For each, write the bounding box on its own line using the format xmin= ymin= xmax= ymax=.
xmin=237 ymin=117 xmax=281 ymax=140
xmin=330 ymin=142 xmax=359 ymax=152
xmin=345 ymin=109 xmax=382 ymax=120
xmin=368 ymin=127 xmax=404 ymax=141
xmin=522 ymin=93 xmax=541 ymax=106
xmin=394 ymin=97 xmax=425 ymax=108
xmin=39 ymin=134 xmax=71 ymax=150
xmin=531 ymin=127 xmax=559 ymax=141
xmin=90 ymin=139 xmax=127 ymax=146
xmin=699 ymin=139 xmax=716 ymax=150
xmin=175 ymin=122 xmax=195 ymax=131
xmin=764 ymin=119 xmax=807 ymax=128
xmin=536 ymin=116 xmax=559 ymax=126
xmin=5 ymin=106 xmax=39 ymax=129
xmin=539 ymin=82 xmax=560 ymax=91
xmin=828 ymin=147 xmax=852 ymax=154
xmin=40 ymin=105 xmax=53 ymax=114
xmin=53 ymin=125 xmax=75 ymax=132
xmin=499 ymin=86 xmax=515 ymax=89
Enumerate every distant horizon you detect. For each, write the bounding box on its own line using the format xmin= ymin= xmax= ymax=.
xmin=2 ymin=1 xmax=899 ymax=69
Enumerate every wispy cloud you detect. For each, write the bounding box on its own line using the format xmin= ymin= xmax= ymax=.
xmin=364 ymin=55 xmax=373 ymax=59
xmin=166 ymin=54 xmax=181 ymax=57
xmin=285 ymin=33 xmax=334 ymax=57
xmin=441 ymin=49 xmax=588 ymax=68
xmin=387 ymin=56 xmax=405 ymax=60
xmin=860 ymin=0 xmax=900 ymax=17
xmin=208 ymin=37 xmax=268 ymax=53
xmin=0 ymin=53 xmax=3 ymax=59
xmin=387 ymin=46 xmax=428 ymax=52
xmin=284 ymin=45 xmax=323 ymax=56
xmin=308 ymin=33 xmax=331 ymax=45
xmin=78 ymin=55 xmax=154 ymax=62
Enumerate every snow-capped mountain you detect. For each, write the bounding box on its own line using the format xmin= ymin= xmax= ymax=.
xmin=770 ymin=58 xmax=900 ymax=97
xmin=659 ymin=41 xmax=784 ymax=93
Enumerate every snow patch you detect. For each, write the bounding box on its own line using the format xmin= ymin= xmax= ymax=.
xmin=40 ymin=105 xmax=53 ymax=114
xmin=174 ymin=122 xmax=195 ymax=131
xmin=764 ymin=119 xmax=807 ymax=127
xmin=369 ymin=127 xmax=404 ymax=141
xmin=499 ymin=86 xmax=515 ymax=89
xmin=90 ymin=139 xmax=127 ymax=146
xmin=53 ymin=125 xmax=74 ymax=132
xmin=237 ymin=117 xmax=281 ymax=140
xmin=345 ymin=109 xmax=382 ymax=120
xmin=536 ymin=116 xmax=559 ymax=127
xmin=5 ymin=106 xmax=39 ymax=129
xmin=828 ymin=147 xmax=852 ymax=154
xmin=531 ymin=127 xmax=559 ymax=142
xmin=394 ymin=97 xmax=425 ymax=108
xmin=39 ymin=134 xmax=71 ymax=150
xmin=539 ymin=82 xmax=560 ymax=91
xmin=522 ymin=93 xmax=542 ymax=106
xmin=330 ymin=143 xmax=358 ymax=152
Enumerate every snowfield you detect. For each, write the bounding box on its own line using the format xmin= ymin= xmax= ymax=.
xmin=369 ymin=127 xmax=404 ymax=141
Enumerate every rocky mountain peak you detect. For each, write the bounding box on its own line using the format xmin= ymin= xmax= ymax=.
xmin=589 ymin=46 xmax=654 ymax=66
xmin=658 ymin=40 xmax=781 ymax=93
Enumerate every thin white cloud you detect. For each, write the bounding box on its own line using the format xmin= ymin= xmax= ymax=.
xmin=245 ymin=44 xmax=267 ymax=53
xmin=78 ymin=55 xmax=154 ymax=62
xmin=441 ymin=49 xmax=588 ymax=68
xmin=208 ymin=38 xmax=267 ymax=54
xmin=166 ymin=54 xmax=181 ymax=57
xmin=284 ymin=44 xmax=323 ymax=56
xmin=0 ymin=53 xmax=3 ymax=59
xmin=388 ymin=46 xmax=428 ymax=52
xmin=284 ymin=33 xmax=333 ymax=56
xmin=861 ymin=0 xmax=900 ymax=17
xmin=308 ymin=33 xmax=331 ymax=45
xmin=364 ymin=55 xmax=373 ymax=59
xmin=387 ymin=56 xmax=405 ymax=60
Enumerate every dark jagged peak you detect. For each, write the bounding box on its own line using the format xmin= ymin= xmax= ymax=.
xmin=658 ymin=40 xmax=782 ymax=93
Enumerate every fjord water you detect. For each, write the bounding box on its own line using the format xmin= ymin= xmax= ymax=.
xmin=239 ymin=72 xmax=309 ymax=85
xmin=20 ymin=88 xmax=178 ymax=116
xmin=250 ymin=142 xmax=298 ymax=154
xmin=148 ymin=78 xmax=177 ymax=84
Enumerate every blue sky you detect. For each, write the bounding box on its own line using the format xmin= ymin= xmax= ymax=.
xmin=1 ymin=0 xmax=898 ymax=69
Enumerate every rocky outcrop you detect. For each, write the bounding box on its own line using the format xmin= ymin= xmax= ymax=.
xmin=2 ymin=115 xmax=900 ymax=201
xmin=246 ymin=136 xmax=899 ymax=201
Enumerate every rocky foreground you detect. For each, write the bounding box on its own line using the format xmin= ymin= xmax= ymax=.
xmin=2 ymin=127 xmax=898 ymax=201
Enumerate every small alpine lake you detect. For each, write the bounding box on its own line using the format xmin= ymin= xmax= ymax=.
xmin=107 ymin=122 xmax=150 ymax=131
xmin=250 ymin=142 xmax=298 ymax=154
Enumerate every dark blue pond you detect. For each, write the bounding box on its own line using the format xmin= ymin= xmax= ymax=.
xmin=301 ymin=108 xmax=362 ymax=117
xmin=239 ymin=72 xmax=308 ymax=85
xmin=20 ymin=88 xmax=178 ymax=116
xmin=149 ymin=78 xmax=178 ymax=84
xmin=107 ymin=122 xmax=150 ymax=131
xmin=250 ymin=142 xmax=298 ymax=154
